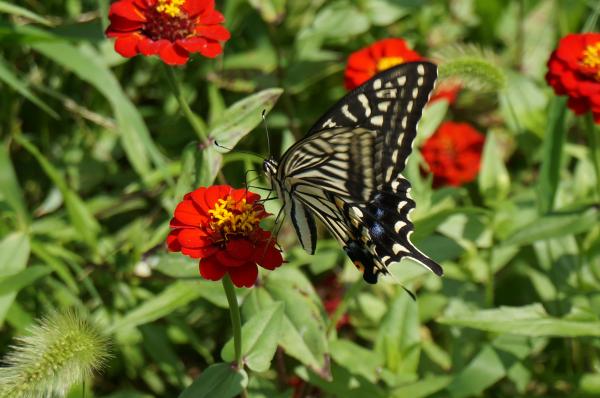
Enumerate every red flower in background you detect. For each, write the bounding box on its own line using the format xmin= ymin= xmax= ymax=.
xmin=546 ymin=33 xmax=600 ymax=124
xmin=344 ymin=38 xmax=460 ymax=104
xmin=106 ymin=0 xmax=230 ymax=65
xmin=317 ymin=273 xmax=350 ymax=330
xmin=421 ymin=121 xmax=485 ymax=187
xmin=344 ymin=38 xmax=421 ymax=90
xmin=429 ymin=80 xmax=461 ymax=104
xmin=167 ymin=185 xmax=283 ymax=287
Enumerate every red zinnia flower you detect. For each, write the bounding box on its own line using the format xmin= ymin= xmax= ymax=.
xmin=167 ymin=185 xmax=283 ymax=287
xmin=421 ymin=121 xmax=485 ymax=187
xmin=106 ymin=0 xmax=230 ymax=65
xmin=344 ymin=38 xmax=460 ymax=105
xmin=344 ymin=38 xmax=422 ymax=90
xmin=546 ymin=33 xmax=600 ymax=124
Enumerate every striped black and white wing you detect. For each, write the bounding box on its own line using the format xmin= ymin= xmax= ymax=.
xmin=275 ymin=61 xmax=443 ymax=283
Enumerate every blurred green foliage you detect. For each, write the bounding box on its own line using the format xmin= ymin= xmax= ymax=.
xmin=1 ymin=0 xmax=600 ymax=397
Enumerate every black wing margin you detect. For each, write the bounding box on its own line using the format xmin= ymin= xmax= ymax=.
xmin=307 ymin=61 xmax=437 ymax=182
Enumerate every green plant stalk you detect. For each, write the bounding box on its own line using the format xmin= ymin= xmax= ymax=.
xmin=222 ymin=276 xmax=242 ymax=369
xmin=537 ymin=97 xmax=567 ymax=214
xmin=585 ymin=114 xmax=600 ymax=200
xmin=326 ymin=277 xmax=363 ymax=337
xmin=221 ymin=275 xmax=248 ymax=398
xmin=163 ymin=65 xmax=209 ymax=143
xmin=486 ymin=246 xmax=495 ymax=307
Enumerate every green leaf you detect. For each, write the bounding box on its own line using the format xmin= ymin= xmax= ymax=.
xmin=580 ymin=373 xmax=600 ymax=395
xmin=175 ymin=143 xmax=202 ymax=200
xmin=196 ymin=146 xmax=223 ymax=188
xmin=15 ymin=136 xmax=101 ymax=249
xmin=365 ymin=0 xmax=414 ymax=26
xmin=178 ymin=363 xmax=248 ymax=398
xmin=446 ymin=345 xmax=506 ymax=398
xmin=478 ymin=130 xmax=510 ymax=203
xmin=439 ymin=304 xmax=600 ymax=337
xmin=29 ymin=242 xmax=79 ymax=293
xmin=154 ymin=253 xmax=199 ymax=279
xmin=0 ymin=265 xmax=51 ymax=296
xmin=375 ymin=291 xmax=420 ymax=375
xmin=0 ymin=142 xmax=28 ymax=227
xmin=295 ymin=363 xmax=385 ymax=398
xmin=0 ymin=1 xmax=51 ymax=25
xmin=221 ymin=301 xmax=284 ymax=372
xmin=391 ymin=376 xmax=452 ymax=398
xmin=537 ymin=97 xmax=568 ymax=214
xmin=247 ymin=0 xmax=286 ymax=23
xmin=330 ymin=339 xmax=383 ymax=383
xmin=110 ymin=281 xmax=206 ymax=332
xmin=312 ymin=2 xmax=370 ymax=40
xmin=263 ymin=269 xmax=329 ymax=377
xmin=0 ymin=55 xmax=58 ymax=118
xmin=416 ymin=100 xmax=448 ymax=144
xmin=29 ymin=38 xmax=168 ymax=184
xmin=209 ymin=88 xmax=283 ymax=148
xmin=0 ymin=232 xmax=31 ymax=325
xmin=502 ymin=207 xmax=598 ymax=247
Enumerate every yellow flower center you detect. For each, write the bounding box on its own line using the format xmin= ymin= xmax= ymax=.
xmin=208 ymin=197 xmax=262 ymax=236
xmin=156 ymin=0 xmax=185 ymax=17
xmin=581 ymin=42 xmax=600 ymax=81
xmin=377 ymin=56 xmax=405 ymax=72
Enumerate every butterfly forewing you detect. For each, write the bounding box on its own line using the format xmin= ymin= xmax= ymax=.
xmin=270 ymin=61 xmax=443 ymax=283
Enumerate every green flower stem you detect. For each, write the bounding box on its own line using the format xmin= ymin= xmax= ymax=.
xmin=326 ymin=277 xmax=363 ymax=337
xmin=586 ymin=115 xmax=600 ymax=200
xmin=163 ymin=65 xmax=209 ymax=143
xmin=222 ymin=275 xmax=243 ymax=369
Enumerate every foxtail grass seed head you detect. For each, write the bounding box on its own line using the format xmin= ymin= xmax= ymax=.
xmin=0 ymin=311 xmax=110 ymax=398
xmin=433 ymin=44 xmax=507 ymax=92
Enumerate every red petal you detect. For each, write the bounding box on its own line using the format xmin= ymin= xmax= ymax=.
xmin=226 ymin=239 xmax=255 ymax=260
xmin=228 ymin=263 xmax=258 ymax=287
xmin=254 ymin=242 xmax=283 ymax=270
xmin=230 ymin=188 xmax=260 ymax=204
xmin=189 ymin=186 xmax=213 ymax=213
xmin=106 ymin=15 xmax=144 ymax=36
xmin=200 ymin=256 xmax=227 ymax=281
xmin=177 ymin=37 xmax=208 ymax=53
xmin=166 ymin=231 xmax=182 ymax=252
xmin=174 ymin=199 xmax=207 ymax=226
xmin=178 ymin=228 xmax=212 ymax=248
xmin=182 ymin=245 xmax=218 ymax=259
xmin=109 ymin=0 xmax=147 ymax=22
xmin=567 ymin=96 xmax=589 ymax=114
xmin=199 ymin=9 xmax=225 ymax=24
xmin=196 ymin=25 xmax=230 ymax=41
xmin=205 ymin=185 xmax=232 ymax=208
xmin=114 ymin=35 xmax=141 ymax=57
xmin=184 ymin=0 xmax=213 ymax=16
xmin=199 ymin=40 xmax=223 ymax=58
xmin=216 ymin=250 xmax=247 ymax=267
xmin=138 ymin=38 xmax=168 ymax=55
xmin=158 ymin=42 xmax=190 ymax=65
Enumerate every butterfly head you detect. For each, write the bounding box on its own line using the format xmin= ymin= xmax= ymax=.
xmin=262 ymin=158 xmax=278 ymax=178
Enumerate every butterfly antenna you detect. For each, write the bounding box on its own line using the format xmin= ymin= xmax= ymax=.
xmin=401 ymin=286 xmax=417 ymax=301
xmin=214 ymin=141 xmax=264 ymax=161
xmin=385 ymin=268 xmax=417 ymax=301
xmin=243 ymin=169 xmax=259 ymax=197
xmin=261 ymin=109 xmax=272 ymax=156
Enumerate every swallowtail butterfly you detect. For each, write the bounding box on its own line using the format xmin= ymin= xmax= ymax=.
xmin=263 ymin=61 xmax=443 ymax=283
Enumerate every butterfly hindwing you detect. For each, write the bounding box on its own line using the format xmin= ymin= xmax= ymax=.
xmin=268 ymin=61 xmax=442 ymax=283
